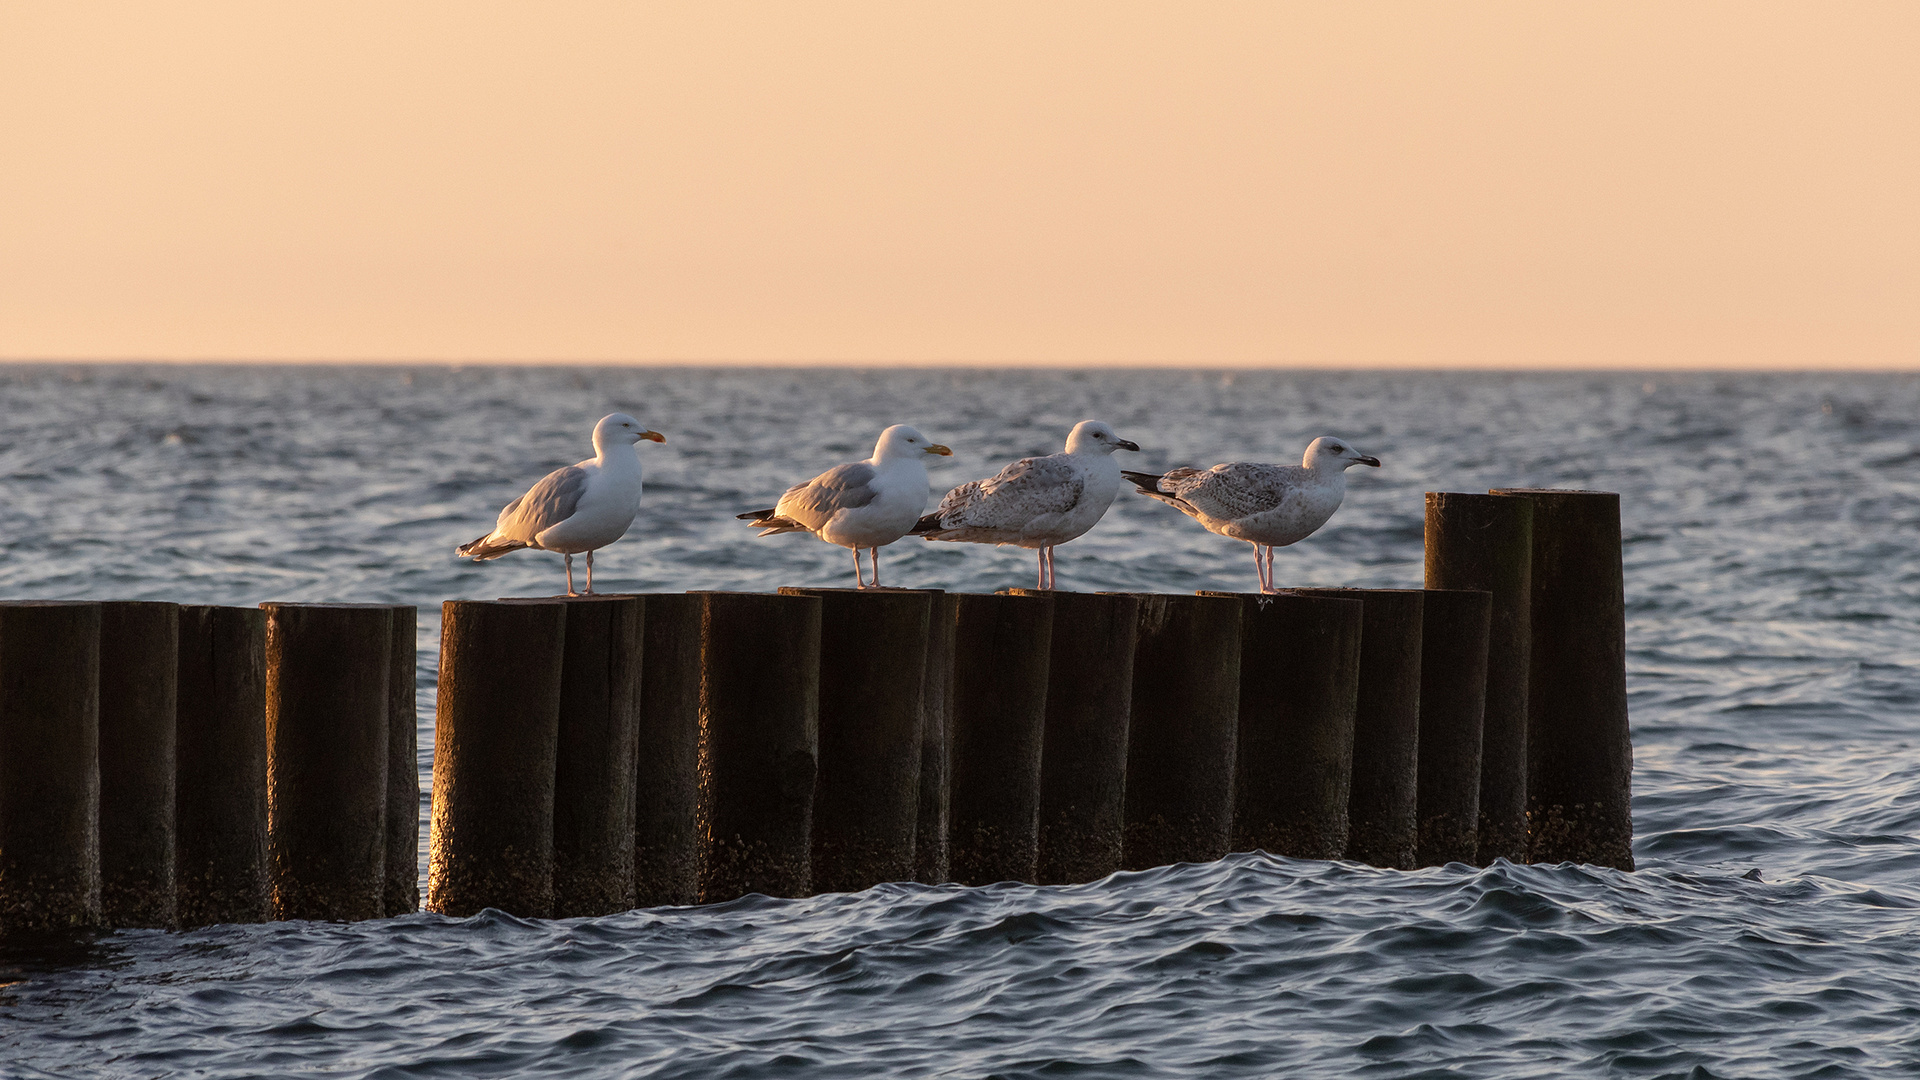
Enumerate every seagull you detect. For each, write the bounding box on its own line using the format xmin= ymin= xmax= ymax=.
xmin=1123 ymin=436 xmax=1380 ymax=593
xmin=455 ymin=413 xmax=665 ymax=596
xmin=911 ymin=420 xmax=1141 ymax=589
xmin=737 ymin=424 xmax=952 ymax=588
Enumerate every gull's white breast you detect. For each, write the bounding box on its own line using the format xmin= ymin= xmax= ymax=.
xmin=535 ymin=457 xmax=644 ymax=553
xmin=817 ymin=458 xmax=930 ymax=549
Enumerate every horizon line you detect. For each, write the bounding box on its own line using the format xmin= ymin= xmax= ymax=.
xmin=2 ymin=356 xmax=1916 ymax=374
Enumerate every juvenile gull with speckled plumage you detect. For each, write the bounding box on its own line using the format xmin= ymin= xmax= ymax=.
xmin=912 ymin=420 xmax=1141 ymax=589
xmin=1124 ymin=436 xmax=1380 ymax=593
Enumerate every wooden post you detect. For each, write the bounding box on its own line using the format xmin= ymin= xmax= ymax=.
xmin=0 ymin=602 xmax=101 ymax=933
xmin=634 ymin=593 xmax=704 ymax=907
xmin=263 ymin=603 xmax=393 ymax=921
xmin=384 ymin=605 xmax=420 ymax=915
xmin=1203 ymin=591 xmax=1362 ymax=860
xmin=914 ymin=591 xmax=957 ymax=885
xmin=947 ymin=592 xmax=1052 ymax=886
xmin=1117 ymin=594 xmax=1241 ymax=870
xmin=175 ymin=605 xmax=269 ymax=928
xmin=1424 ymin=491 xmax=1533 ymax=865
xmin=97 ymin=600 xmax=178 ymax=929
xmin=1415 ymin=589 xmax=1491 ymax=867
xmin=780 ymin=588 xmax=928 ymax=894
xmin=548 ymin=596 xmax=643 ymax=917
xmin=1288 ymin=589 xmax=1424 ymax=869
xmin=697 ymin=592 xmax=821 ymax=902
xmin=427 ymin=600 xmax=565 ymax=918
xmin=1489 ymin=488 xmax=1634 ymax=870
xmin=1009 ymin=590 xmax=1138 ymax=885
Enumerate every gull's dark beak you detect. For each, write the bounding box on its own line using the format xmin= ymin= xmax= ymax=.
xmin=1358 ymin=455 xmax=1380 ymax=467
xmin=1117 ymin=439 xmax=1142 ymax=452
xmin=641 ymin=430 xmax=666 ymax=443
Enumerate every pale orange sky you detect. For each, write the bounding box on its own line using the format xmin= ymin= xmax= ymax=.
xmin=2 ymin=2 xmax=1915 ymax=368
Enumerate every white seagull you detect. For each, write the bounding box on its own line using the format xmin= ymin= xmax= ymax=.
xmin=456 ymin=412 xmax=665 ymax=596
xmin=912 ymin=420 xmax=1141 ymax=589
xmin=737 ymin=424 xmax=952 ymax=588
xmin=1123 ymin=436 xmax=1380 ymax=593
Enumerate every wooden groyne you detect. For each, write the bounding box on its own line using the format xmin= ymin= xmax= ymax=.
xmin=0 ymin=489 xmax=1633 ymax=933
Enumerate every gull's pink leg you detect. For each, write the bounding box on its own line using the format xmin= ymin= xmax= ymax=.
xmin=1046 ymin=547 xmax=1056 ymax=590
xmin=852 ymin=547 xmax=867 ymax=589
xmin=585 ymin=550 xmax=595 ymax=595
xmin=565 ymin=553 xmax=577 ymax=596
xmin=871 ymin=547 xmax=883 ymax=588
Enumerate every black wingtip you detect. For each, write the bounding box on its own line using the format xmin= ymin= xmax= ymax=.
xmin=909 ymin=512 xmax=943 ymax=535
xmin=1120 ymin=469 xmax=1165 ymax=493
xmin=736 ymin=508 xmax=777 ymax=521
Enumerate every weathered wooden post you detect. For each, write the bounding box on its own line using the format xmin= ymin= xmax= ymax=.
xmin=384 ymin=605 xmax=420 ymax=915
xmin=1489 ymin=488 xmax=1634 ymax=870
xmin=698 ymin=592 xmax=821 ymax=902
xmin=0 ymin=602 xmax=101 ymax=933
xmin=781 ymin=588 xmax=928 ymax=894
xmin=1204 ymin=591 xmax=1362 ymax=860
xmin=1117 ymin=594 xmax=1241 ymax=870
xmin=97 ymin=600 xmax=178 ymax=928
xmin=1415 ymin=589 xmax=1492 ymax=867
xmin=176 ymin=604 xmax=269 ymax=928
xmin=262 ymin=603 xmax=392 ymax=921
xmin=915 ymin=591 xmax=957 ymax=885
xmin=428 ymin=600 xmax=565 ymax=918
xmin=947 ymin=592 xmax=1052 ymax=886
xmin=1008 ymin=590 xmax=1138 ymax=885
xmin=1289 ymin=588 xmax=1425 ymax=869
xmin=634 ymin=592 xmax=704 ymax=907
xmin=542 ymin=596 xmax=643 ymax=917
xmin=1424 ymin=491 xmax=1533 ymax=864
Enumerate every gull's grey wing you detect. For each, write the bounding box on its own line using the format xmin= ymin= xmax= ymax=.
xmin=494 ymin=465 xmax=589 ymax=543
xmin=1166 ymin=462 xmax=1299 ymax=521
xmin=937 ymin=454 xmax=1082 ymax=528
xmin=775 ymin=461 xmax=880 ymax=532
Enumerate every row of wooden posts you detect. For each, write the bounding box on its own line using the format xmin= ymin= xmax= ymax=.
xmin=0 ymin=489 xmax=1633 ymax=933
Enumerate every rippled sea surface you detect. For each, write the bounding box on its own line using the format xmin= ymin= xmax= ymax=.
xmin=4 ymin=365 xmax=1920 ymax=1078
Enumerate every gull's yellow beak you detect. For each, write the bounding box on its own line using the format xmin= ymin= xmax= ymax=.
xmin=641 ymin=430 xmax=666 ymax=443
xmin=926 ymin=443 xmax=952 ymax=456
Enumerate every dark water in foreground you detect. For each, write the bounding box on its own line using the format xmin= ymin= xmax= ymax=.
xmin=3 ymin=366 xmax=1919 ymax=1078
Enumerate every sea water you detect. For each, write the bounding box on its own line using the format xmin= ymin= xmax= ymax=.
xmin=2 ymin=365 xmax=1918 ymax=1078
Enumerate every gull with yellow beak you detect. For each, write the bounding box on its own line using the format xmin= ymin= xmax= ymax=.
xmin=456 ymin=412 xmax=665 ymax=596
xmin=738 ymin=424 xmax=952 ymax=588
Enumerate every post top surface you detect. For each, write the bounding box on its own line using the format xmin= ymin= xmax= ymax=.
xmin=1279 ymin=587 xmax=1427 ymax=595
xmin=260 ymin=601 xmax=416 ymax=610
xmin=0 ymin=599 xmax=99 ymax=607
xmin=1486 ymin=487 xmax=1620 ymax=497
xmin=1198 ymin=589 xmax=1364 ymax=604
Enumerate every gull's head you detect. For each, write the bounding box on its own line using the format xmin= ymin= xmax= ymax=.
xmin=1065 ymin=420 xmax=1141 ymax=456
xmin=596 ymin=413 xmax=667 ymax=447
xmin=874 ymin=424 xmax=952 ymax=463
xmin=1303 ymin=436 xmax=1379 ymax=472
